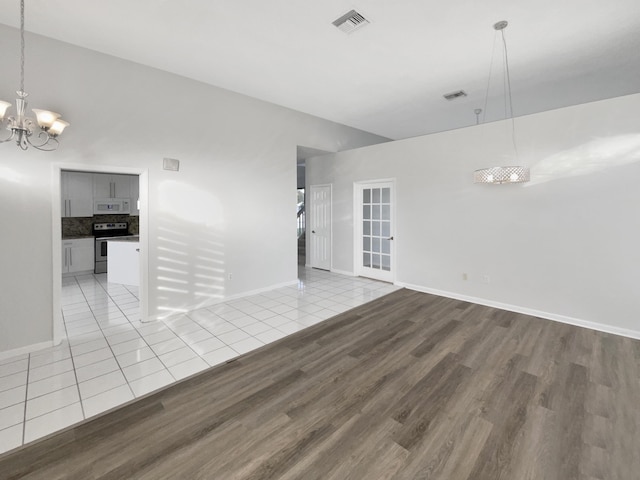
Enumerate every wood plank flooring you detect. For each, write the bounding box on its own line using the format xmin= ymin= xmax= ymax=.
xmin=1 ymin=289 xmax=639 ymax=479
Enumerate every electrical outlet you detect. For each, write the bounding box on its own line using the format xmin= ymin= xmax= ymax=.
xmin=228 ymin=273 xmax=233 ymax=280
xmin=481 ymin=275 xmax=490 ymax=284
xmin=462 ymin=273 xmax=468 ymax=281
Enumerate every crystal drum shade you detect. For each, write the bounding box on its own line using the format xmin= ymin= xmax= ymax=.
xmin=473 ymin=166 xmax=530 ymax=184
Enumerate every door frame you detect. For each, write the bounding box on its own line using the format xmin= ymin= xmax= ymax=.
xmin=308 ymin=183 xmax=332 ymax=271
xmin=353 ymin=178 xmax=396 ymax=283
xmin=52 ymin=163 xmax=149 ymax=345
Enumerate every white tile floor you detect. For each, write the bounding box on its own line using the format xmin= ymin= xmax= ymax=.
xmin=0 ymin=267 xmax=399 ymax=455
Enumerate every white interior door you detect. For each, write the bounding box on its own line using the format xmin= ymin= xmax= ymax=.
xmin=309 ymin=184 xmax=331 ymax=270
xmin=357 ymin=181 xmax=394 ymax=282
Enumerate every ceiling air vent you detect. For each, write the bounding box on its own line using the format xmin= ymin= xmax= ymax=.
xmin=443 ymin=90 xmax=467 ymax=101
xmin=332 ymin=10 xmax=369 ymax=34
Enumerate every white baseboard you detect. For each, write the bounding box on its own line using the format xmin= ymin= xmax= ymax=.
xmin=62 ymin=269 xmax=93 ymax=278
xmin=0 ymin=340 xmax=55 ymax=361
xmin=301 ymin=264 xmax=354 ymax=277
xmin=396 ymin=281 xmax=640 ymax=340
xmin=330 ymin=268 xmax=355 ymax=277
xmin=143 ymin=279 xmax=299 ymax=323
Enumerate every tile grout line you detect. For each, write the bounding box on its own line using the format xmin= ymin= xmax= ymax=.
xmin=65 ymin=275 xmax=88 ymax=425
xmin=78 ymin=274 xmax=141 ymax=402
xmin=161 ymin=313 xmax=239 ymax=372
xmin=62 ymin=275 xmax=156 ymax=418
xmin=21 ymin=353 xmax=30 ymax=447
xmin=71 ymin=280 xmax=139 ymax=403
xmin=86 ymin=273 xmax=194 ymax=397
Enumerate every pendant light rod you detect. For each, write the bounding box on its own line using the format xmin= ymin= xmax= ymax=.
xmin=19 ymin=0 xmax=25 ymax=95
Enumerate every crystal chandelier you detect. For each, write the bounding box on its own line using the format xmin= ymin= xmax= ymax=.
xmin=0 ymin=0 xmax=69 ymax=151
xmin=474 ymin=21 xmax=529 ymax=185
xmin=473 ymin=165 xmax=530 ymax=184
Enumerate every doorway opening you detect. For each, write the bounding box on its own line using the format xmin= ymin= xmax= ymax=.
xmin=297 ymin=188 xmax=305 ymax=266
xmin=296 ymin=145 xmax=331 ymax=268
xmin=53 ymin=165 xmax=148 ymax=345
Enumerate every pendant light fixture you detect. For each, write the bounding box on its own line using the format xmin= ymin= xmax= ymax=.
xmin=474 ymin=21 xmax=529 ymax=185
xmin=0 ymin=0 xmax=69 ymax=151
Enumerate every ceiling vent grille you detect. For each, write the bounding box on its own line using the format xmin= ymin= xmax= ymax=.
xmin=332 ymin=10 xmax=369 ymax=34
xmin=443 ymin=90 xmax=467 ymax=101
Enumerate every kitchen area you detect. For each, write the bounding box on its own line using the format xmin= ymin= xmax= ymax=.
xmin=61 ymin=171 xmax=140 ymax=286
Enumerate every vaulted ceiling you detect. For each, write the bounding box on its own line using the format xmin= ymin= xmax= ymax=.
xmin=1 ymin=0 xmax=639 ymax=140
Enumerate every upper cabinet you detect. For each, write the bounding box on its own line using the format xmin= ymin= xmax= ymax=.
xmin=94 ymin=174 xmax=131 ymax=199
xmin=61 ymin=172 xmax=139 ymax=218
xmin=61 ymin=171 xmax=94 ymax=218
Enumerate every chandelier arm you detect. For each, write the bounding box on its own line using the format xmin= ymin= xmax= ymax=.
xmin=26 ymin=131 xmax=59 ymax=151
xmin=25 ymin=132 xmax=60 ymax=152
xmin=0 ymin=126 xmax=17 ymax=143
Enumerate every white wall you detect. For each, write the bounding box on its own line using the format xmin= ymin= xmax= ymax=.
xmin=0 ymin=25 xmax=387 ymax=354
xmin=307 ymin=93 xmax=640 ymax=338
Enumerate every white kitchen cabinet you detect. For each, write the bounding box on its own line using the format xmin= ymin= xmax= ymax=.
xmin=62 ymin=238 xmax=95 ymax=274
xmin=129 ymin=175 xmax=140 ymax=216
xmin=61 ymin=171 xmax=94 ymax=218
xmin=94 ymin=173 xmax=132 ymax=199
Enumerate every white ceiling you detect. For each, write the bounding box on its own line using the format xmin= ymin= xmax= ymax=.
xmin=1 ymin=0 xmax=639 ymax=140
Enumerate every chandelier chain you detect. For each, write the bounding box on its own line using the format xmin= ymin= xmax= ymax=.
xmin=19 ymin=0 xmax=25 ymax=94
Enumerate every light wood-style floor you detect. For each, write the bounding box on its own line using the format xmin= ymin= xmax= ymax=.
xmin=1 ymin=289 xmax=638 ymax=479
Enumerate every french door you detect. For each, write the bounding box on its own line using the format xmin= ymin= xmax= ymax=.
xmin=309 ymin=184 xmax=331 ymax=270
xmin=356 ymin=181 xmax=394 ymax=282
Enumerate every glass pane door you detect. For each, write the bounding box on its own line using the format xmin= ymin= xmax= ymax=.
xmin=359 ymin=182 xmax=393 ymax=282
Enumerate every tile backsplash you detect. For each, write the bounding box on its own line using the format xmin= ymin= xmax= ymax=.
xmin=62 ymin=215 xmax=139 ymax=237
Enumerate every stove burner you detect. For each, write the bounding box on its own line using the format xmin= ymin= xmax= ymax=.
xmin=92 ymin=222 xmax=130 ymax=238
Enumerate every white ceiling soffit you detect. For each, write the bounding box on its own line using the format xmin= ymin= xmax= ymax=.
xmin=0 ymin=0 xmax=639 ymax=140
xmin=297 ymin=146 xmax=332 ymax=164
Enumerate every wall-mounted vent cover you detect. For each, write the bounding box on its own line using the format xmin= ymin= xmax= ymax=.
xmin=332 ymin=10 xmax=369 ymax=34
xmin=163 ymin=157 xmax=180 ymax=171
xmin=443 ymin=90 xmax=467 ymax=101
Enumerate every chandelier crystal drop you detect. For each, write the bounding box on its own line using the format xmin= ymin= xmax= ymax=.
xmin=0 ymin=0 xmax=69 ymax=151
xmin=474 ymin=21 xmax=529 ymax=185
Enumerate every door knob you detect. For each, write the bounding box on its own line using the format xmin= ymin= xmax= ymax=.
xmin=312 ymin=230 xmax=316 ymax=233
xmin=388 ymin=236 xmax=394 ymax=240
